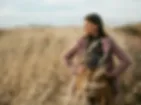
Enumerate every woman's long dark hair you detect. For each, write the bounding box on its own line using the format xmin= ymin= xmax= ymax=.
xmin=85 ymin=13 xmax=107 ymax=38
xmin=84 ymin=13 xmax=107 ymax=48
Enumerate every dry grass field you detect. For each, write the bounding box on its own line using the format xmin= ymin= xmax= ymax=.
xmin=0 ymin=24 xmax=140 ymax=105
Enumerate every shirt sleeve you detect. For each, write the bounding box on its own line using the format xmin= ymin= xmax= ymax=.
xmin=110 ymin=38 xmax=132 ymax=76
xmin=63 ymin=37 xmax=84 ymax=67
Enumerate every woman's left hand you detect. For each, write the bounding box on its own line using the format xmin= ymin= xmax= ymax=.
xmin=106 ymin=72 xmax=117 ymax=78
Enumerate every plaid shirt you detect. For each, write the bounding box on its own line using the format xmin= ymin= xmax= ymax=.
xmin=64 ymin=36 xmax=132 ymax=77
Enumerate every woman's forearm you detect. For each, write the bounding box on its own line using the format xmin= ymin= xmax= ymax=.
xmin=113 ymin=59 xmax=132 ymax=76
xmin=63 ymin=36 xmax=85 ymax=67
xmin=110 ymin=38 xmax=132 ymax=77
xmin=64 ymin=50 xmax=75 ymax=67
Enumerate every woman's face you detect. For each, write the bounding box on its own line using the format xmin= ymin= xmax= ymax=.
xmin=84 ymin=20 xmax=98 ymax=36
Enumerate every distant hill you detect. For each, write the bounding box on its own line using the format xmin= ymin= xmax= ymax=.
xmin=114 ymin=22 xmax=141 ymax=36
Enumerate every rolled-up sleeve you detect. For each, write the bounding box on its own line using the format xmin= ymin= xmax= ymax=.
xmin=110 ymin=39 xmax=132 ymax=76
xmin=64 ymin=37 xmax=84 ymax=67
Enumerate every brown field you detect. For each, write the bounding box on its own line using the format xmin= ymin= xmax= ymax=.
xmin=0 ymin=24 xmax=140 ymax=105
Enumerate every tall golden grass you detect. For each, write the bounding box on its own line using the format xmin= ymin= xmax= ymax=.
xmin=0 ymin=25 xmax=140 ymax=105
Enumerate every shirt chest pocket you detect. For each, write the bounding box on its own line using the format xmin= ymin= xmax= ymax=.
xmin=102 ymin=39 xmax=113 ymax=62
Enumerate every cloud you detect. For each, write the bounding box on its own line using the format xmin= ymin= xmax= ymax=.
xmin=44 ymin=0 xmax=85 ymax=5
xmin=0 ymin=6 xmax=18 ymax=17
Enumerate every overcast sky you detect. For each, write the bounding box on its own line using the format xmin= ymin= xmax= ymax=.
xmin=0 ymin=0 xmax=141 ymax=27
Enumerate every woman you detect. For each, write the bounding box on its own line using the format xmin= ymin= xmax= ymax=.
xmin=64 ymin=13 xmax=132 ymax=104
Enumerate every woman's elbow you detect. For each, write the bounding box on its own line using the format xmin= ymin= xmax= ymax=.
xmin=124 ymin=57 xmax=132 ymax=67
xmin=63 ymin=54 xmax=69 ymax=63
xmin=128 ymin=59 xmax=132 ymax=66
xmin=63 ymin=54 xmax=72 ymax=67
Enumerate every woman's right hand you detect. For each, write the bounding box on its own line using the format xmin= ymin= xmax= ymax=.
xmin=76 ymin=65 xmax=86 ymax=74
xmin=69 ymin=65 xmax=78 ymax=75
xmin=70 ymin=65 xmax=86 ymax=75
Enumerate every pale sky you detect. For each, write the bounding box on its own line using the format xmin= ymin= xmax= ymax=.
xmin=0 ymin=0 xmax=141 ymax=28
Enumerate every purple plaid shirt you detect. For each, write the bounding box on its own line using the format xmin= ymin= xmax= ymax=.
xmin=64 ymin=36 xmax=132 ymax=78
